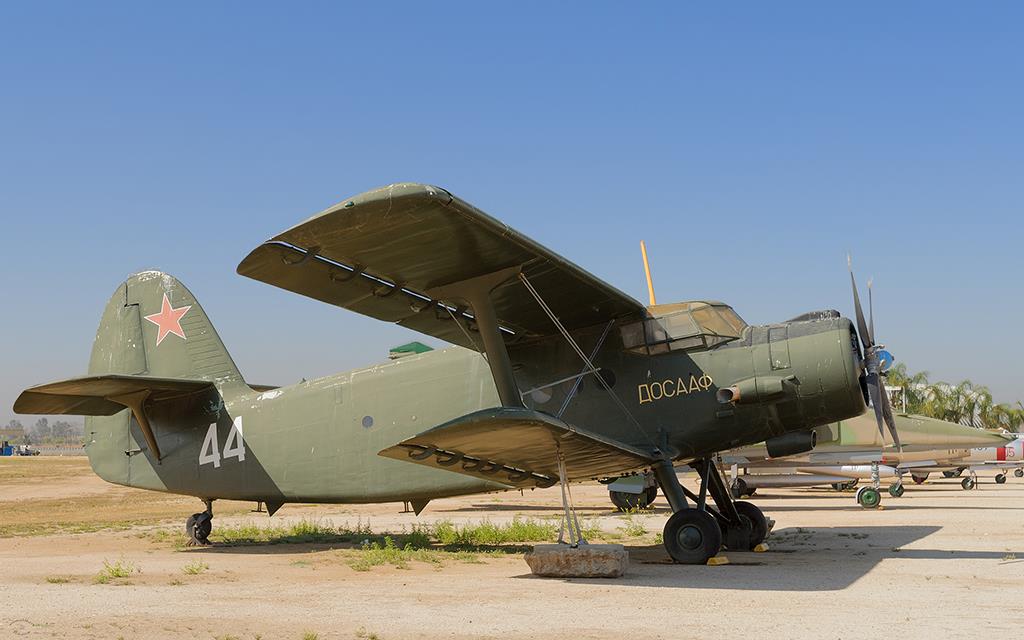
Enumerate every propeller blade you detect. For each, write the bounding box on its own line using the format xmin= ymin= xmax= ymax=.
xmin=865 ymin=372 xmax=887 ymax=441
xmin=848 ymin=255 xmax=873 ymax=349
xmin=867 ymin=277 xmax=875 ymax=344
xmin=880 ymin=385 xmax=902 ymax=450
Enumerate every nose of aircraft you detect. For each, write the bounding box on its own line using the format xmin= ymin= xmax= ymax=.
xmin=771 ymin=314 xmax=867 ymax=431
xmin=716 ymin=312 xmax=866 ymax=435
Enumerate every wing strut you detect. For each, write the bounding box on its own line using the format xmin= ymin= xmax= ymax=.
xmin=518 ymin=273 xmax=660 ymax=456
xmin=429 ymin=267 xmax=525 ymax=408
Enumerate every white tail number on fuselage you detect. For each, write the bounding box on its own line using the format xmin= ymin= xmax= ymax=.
xmin=199 ymin=417 xmax=245 ymax=468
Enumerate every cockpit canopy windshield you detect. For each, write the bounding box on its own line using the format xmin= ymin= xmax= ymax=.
xmin=620 ymin=301 xmax=748 ymax=355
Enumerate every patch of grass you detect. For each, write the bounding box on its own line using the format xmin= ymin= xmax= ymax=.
xmin=182 ymin=560 xmax=209 ymax=575
xmin=355 ymin=628 xmax=381 ymax=640
xmin=210 ymin=518 xmax=374 ymax=546
xmin=302 ymin=632 xmax=319 ymax=640
xmin=346 ymin=536 xmax=444 ymax=571
xmin=94 ymin=558 xmax=139 ymax=584
xmin=618 ymin=515 xmax=648 ymax=537
xmin=45 ymin=576 xmax=70 ymax=584
xmin=168 ymin=579 xmax=184 ymax=586
xmin=433 ymin=517 xmax=556 ymax=546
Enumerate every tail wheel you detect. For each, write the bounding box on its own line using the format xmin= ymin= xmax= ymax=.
xmin=732 ymin=501 xmax=768 ymax=548
xmin=186 ymin=512 xmax=212 ymax=545
xmin=1015 ymin=469 xmax=1023 ymax=478
xmin=663 ymin=509 xmax=722 ymax=564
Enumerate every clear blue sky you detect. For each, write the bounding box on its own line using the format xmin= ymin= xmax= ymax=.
xmin=3 ymin=2 xmax=1022 ymax=426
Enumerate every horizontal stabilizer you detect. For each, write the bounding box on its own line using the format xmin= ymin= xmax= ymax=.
xmin=14 ymin=375 xmax=215 ymax=416
xmin=15 ymin=375 xmax=217 ymax=461
xmin=378 ymin=407 xmax=656 ymax=489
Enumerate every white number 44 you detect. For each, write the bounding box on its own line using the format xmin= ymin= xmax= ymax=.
xmin=199 ymin=417 xmax=245 ymax=468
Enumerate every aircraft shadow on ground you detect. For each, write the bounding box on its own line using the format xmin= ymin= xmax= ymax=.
xmin=516 ymin=525 xmax=1023 ymax=592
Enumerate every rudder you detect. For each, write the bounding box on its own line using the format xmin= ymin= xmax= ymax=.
xmin=90 ymin=271 xmax=243 ymax=385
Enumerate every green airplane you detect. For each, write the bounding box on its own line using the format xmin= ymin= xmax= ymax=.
xmin=722 ymin=411 xmax=1013 ymax=507
xmin=15 ymin=183 xmax=886 ymax=564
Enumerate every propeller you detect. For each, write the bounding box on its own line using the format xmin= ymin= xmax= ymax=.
xmin=849 ymin=256 xmax=901 ymax=450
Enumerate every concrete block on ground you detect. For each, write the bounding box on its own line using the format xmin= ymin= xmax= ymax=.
xmin=524 ymin=544 xmax=628 ymax=578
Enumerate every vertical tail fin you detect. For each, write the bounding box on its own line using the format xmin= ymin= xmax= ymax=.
xmin=90 ymin=271 xmax=243 ymax=384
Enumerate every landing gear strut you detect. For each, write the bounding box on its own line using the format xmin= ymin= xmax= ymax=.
xmin=653 ymin=458 xmax=768 ymax=564
xmin=186 ymin=499 xmax=214 ymax=546
xmin=857 ymin=461 xmax=883 ymax=508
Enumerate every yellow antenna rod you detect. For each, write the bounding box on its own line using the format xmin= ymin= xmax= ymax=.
xmin=640 ymin=240 xmax=657 ymax=306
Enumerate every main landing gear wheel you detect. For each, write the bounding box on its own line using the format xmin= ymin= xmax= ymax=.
xmin=186 ymin=512 xmax=212 ymax=546
xmin=663 ymin=509 xmax=722 ymax=564
xmin=888 ymin=483 xmax=905 ymax=498
xmin=911 ymin=473 xmax=929 ymax=485
xmin=856 ymin=486 xmax=881 ymax=509
xmin=961 ymin=476 xmax=976 ymax=490
xmin=1015 ymin=469 xmax=1024 ymax=478
xmin=730 ymin=501 xmax=768 ymax=549
xmin=995 ymin=473 xmax=1007 ymax=484
xmin=610 ymin=486 xmax=658 ymax=511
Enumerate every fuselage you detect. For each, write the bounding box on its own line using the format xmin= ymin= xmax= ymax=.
xmin=81 ymin=272 xmax=865 ymax=506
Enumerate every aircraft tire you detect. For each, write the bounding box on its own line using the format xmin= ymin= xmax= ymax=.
xmin=186 ymin=512 xmax=212 ymax=545
xmin=961 ymin=477 xmax=976 ymax=491
xmin=730 ymin=478 xmax=749 ymax=500
xmin=732 ymin=501 xmax=768 ymax=548
xmin=610 ymin=489 xmax=654 ymax=512
xmin=1015 ymin=469 xmax=1023 ymax=478
xmin=888 ymin=483 xmax=905 ymax=498
xmin=663 ymin=509 xmax=722 ymax=564
xmin=856 ymin=486 xmax=881 ymax=509
xmin=995 ymin=473 xmax=1007 ymax=484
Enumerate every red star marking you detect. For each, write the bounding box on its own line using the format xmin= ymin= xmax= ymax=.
xmin=144 ymin=293 xmax=191 ymax=346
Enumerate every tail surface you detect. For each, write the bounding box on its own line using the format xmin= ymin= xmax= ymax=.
xmin=15 ymin=271 xmax=245 ymax=486
xmin=89 ymin=270 xmax=243 ymax=383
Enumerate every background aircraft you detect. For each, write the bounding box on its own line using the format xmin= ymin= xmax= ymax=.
xmin=721 ymin=412 xmax=1012 ymax=507
xmin=15 ymin=183 xmax=882 ymax=564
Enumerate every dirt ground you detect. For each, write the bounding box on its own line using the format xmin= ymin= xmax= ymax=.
xmin=1 ymin=457 xmax=1022 ymax=640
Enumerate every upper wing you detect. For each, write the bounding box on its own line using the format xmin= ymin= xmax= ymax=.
xmin=236 ymin=183 xmax=644 ymax=349
xmin=378 ymin=407 xmax=656 ymax=489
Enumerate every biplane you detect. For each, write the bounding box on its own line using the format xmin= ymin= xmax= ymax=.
xmin=16 ymin=183 xmax=895 ymax=564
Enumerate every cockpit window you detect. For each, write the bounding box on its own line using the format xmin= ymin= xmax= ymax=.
xmin=620 ymin=301 xmax=748 ymax=355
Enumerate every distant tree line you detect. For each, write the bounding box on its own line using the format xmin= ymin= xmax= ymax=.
xmin=886 ymin=363 xmax=1024 ymax=433
xmin=4 ymin=418 xmax=84 ymax=445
